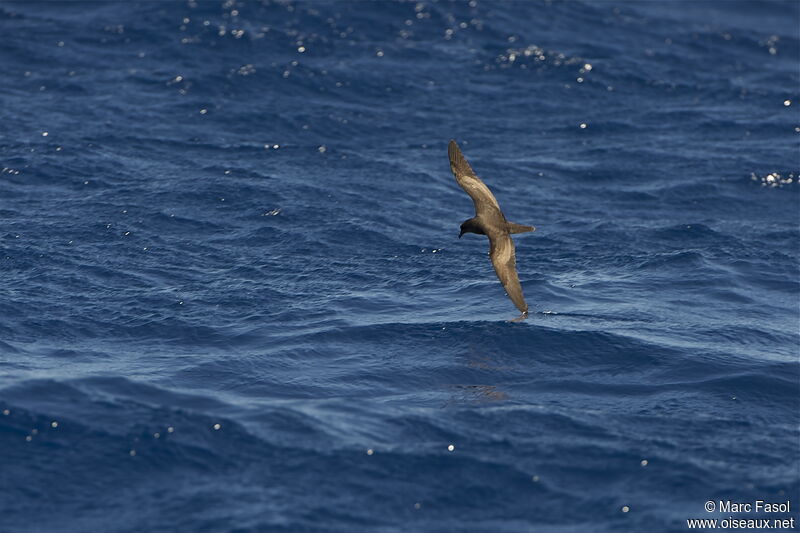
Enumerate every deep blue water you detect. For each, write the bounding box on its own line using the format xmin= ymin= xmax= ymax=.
xmin=1 ymin=1 xmax=799 ymax=531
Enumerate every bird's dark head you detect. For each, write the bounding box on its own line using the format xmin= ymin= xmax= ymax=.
xmin=459 ymin=217 xmax=484 ymax=238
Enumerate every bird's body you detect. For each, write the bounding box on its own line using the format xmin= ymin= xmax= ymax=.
xmin=448 ymin=140 xmax=534 ymax=319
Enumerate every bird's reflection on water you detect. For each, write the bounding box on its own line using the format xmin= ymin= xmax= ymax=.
xmin=444 ymin=384 xmax=509 ymax=406
xmin=442 ymin=341 xmax=522 ymax=406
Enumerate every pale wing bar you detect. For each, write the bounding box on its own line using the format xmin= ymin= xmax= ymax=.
xmin=489 ymin=234 xmax=528 ymax=314
xmin=448 ymin=140 xmax=503 ymax=218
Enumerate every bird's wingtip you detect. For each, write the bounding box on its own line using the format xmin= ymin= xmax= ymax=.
xmin=509 ymin=311 xmax=528 ymax=323
xmin=448 ymin=140 xmax=462 ymax=171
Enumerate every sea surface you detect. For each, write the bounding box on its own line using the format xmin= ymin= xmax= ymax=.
xmin=1 ymin=1 xmax=798 ymax=532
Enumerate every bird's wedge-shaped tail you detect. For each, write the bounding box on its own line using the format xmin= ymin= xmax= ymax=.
xmin=507 ymin=222 xmax=535 ymax=234
xmin=448 ymin=139 xmax=535 ymax=318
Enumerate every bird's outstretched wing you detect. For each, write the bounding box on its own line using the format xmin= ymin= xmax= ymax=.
xmin=448 ymin=140 xmax=503 ymax=219
xmin=489 ymin=233 xmax=528 ymax=314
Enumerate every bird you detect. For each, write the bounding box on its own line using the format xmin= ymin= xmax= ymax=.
xmin=448 ymin=139 xmax=535 ymax=319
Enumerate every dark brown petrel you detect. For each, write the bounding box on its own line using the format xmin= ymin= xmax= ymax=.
xmin=448 ymin=140 xmax=535 ymax=319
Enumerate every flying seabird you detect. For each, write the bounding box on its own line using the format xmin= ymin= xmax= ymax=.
xmin=448 ymin=139 xmax=535 ymax=319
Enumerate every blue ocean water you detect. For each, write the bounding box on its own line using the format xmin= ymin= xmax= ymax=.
xmin=1 ymin=1 xmax=798 ymax=531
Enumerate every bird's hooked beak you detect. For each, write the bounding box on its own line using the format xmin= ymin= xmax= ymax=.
xmin=458 ymin=229 xmax=464 ymax=239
